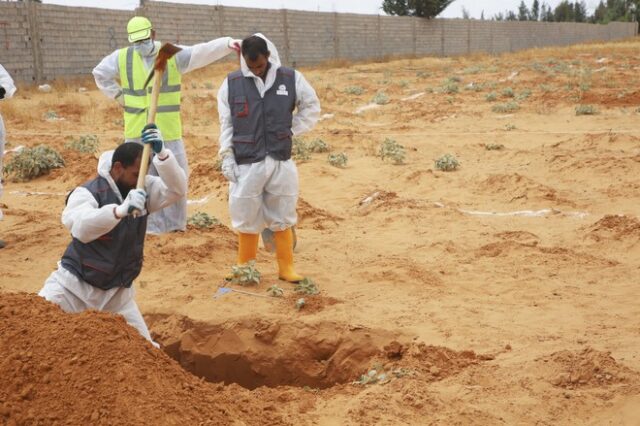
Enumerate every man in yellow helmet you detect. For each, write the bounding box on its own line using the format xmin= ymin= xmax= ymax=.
xmin=92 ymin=16 xmax=240 ymax=234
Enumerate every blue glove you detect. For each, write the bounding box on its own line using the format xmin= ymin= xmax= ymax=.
xmin=141 ymin=123 xmax=164 ymax=154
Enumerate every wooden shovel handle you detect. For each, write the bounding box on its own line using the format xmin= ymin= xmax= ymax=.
xmin=132 ymin=69 xmax=164 ymax=217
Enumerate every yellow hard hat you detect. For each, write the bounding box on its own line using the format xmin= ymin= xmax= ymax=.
xmin=127 ymin=16 xmax=152 ymax=43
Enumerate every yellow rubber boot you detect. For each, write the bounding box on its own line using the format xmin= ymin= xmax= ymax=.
xmin=226 ymin=233 xmax=259 ymax=281
xmin=237 ymin=232 xmax=259 ymax=264
xmin=274 ymin=228 xmax=304 ymax=283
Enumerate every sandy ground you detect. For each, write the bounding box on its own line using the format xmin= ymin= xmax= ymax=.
xmin=1 ymin=40 xmax=640 ymax=425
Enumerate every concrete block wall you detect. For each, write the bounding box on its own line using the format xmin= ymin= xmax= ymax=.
xmin=0 ymin=2 xmax=36 ymax=81
xmin=0 ymin=0 xmax=637 ymax=82
xmin=35 ymin=4 xmax=132 ymax=81
xmin=287 ymin=11 xmax=335 ymax=65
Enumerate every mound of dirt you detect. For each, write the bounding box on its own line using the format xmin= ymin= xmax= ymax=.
xmin=539 ymin=347 xmax=638 ymax=389
xmin=580 ymin=89 xmax=640 ymax=107
xmin=145 ymin=225 xmax=237 ymax=268
xmin=0 ymin=292 xmax=281 ymax=425
xmin=297 ymin=197 xmax=341 ymax=229
xmin=357 ymin=190 xmax=436 ymax=216
xmin=587 ymin=214 xmax=640 ymax=243
xmin=475 ymin=241 xmax=617 ymax=267
xmin=48 ymin=149 xmax=98 ymax=185
xmin=475 ymin=173 xmax=574 ymax=206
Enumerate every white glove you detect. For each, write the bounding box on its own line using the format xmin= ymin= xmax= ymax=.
xmin=221 ymin=154 xmax=240 ymax=183
xmin=115 ymin=189 xmax=147 ymax=218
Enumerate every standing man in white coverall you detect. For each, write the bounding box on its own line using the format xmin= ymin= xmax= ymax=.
xmin=217 ymin=34 xmax=320 ymax=282
xmin=92 ymin=16 xmax=240 ymax=234
xmin=0 ymin=64 xmax=17 ymax=249
xmin=39 ymin=125 xmax=187 ymax=347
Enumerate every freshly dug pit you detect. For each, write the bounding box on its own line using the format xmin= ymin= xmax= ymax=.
xmin=148 ymin=315 xmax=485 ymax=391
xmin=148 ymin=315 xmax=407 ymax=390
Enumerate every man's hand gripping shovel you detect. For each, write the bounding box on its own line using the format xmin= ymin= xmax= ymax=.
xmin=132 ymin=43 xmax=182 ymax=218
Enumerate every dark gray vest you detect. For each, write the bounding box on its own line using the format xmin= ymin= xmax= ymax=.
xmin=60 ymin=176 xmax=147 ymax=290
xmin=227 ymin=66 xmax=297 ymax=165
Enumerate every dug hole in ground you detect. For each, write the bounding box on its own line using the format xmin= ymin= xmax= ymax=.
xmin=2 ymin=39 xmax=640 ymax=425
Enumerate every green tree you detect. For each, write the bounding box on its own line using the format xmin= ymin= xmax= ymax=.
xmin=553 ymin=0 xmax=575 ymax=21
xmin=382 ymin=0 xmax=410 ymax=16
xmin=530 ymin=0 xmax=540 ymax=20
xmin=574 ymin=1 xmax=588 ymax=22
xmin=541 ymin=3 xmax=555 ymax=20
xmin=518 ymin=1 xmax=530 ymax=20
xmin=382 ymin=0 xmax=456 ymax=18
xmin=592 ymin=0 xmax=608 ymax=22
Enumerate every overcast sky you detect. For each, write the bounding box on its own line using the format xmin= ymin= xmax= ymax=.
xmin=41 ymin=0 xmax=603 ymax=19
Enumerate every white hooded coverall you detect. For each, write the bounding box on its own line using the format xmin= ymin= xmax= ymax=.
xmin=38 ymin=149 xmax=187 ymax=346
xmin=217 ymin=34 xmax=321 ymax=234
xmin=93 ymin=37 xmax=235 ymax=234
xmin=0 ymin=64 xmax=17 ymax=222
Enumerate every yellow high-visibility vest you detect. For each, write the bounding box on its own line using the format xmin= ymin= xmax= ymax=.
xmin=117 ymin=46 xmax=182 ymax=140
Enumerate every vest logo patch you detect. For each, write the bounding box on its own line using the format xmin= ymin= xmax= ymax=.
xmin=276 ymin=84 xmax=288 ymax=96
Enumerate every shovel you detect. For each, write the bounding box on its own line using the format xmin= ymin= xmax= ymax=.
xmin=132 ymin=42 xmax=182 ymax=217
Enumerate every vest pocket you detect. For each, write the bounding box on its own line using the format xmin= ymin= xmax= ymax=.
xmin=233 ymin=96 xmax=249 ymax=118
xmin=276 ymin=130 xmax=292 ymax=140
xmin=232 ymin=134 xmax=256 ymax=162
xmin=232 ymin=134 xmax=255 ymax=144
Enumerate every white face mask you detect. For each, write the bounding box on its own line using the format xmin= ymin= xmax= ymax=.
xmin=133 ymin=39 xmax=155 ymax=57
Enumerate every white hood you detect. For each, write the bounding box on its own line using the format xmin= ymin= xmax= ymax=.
xmin=240 ymin=33 xmax=281 ymax=78
xmin=97 ymin=150 xmax=124 ymax=202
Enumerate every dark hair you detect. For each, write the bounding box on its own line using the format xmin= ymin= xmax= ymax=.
xmin=112 ymin=142 xmax=143 ymax=168
xmin=242 ymin=36 xmax=269 ymax=62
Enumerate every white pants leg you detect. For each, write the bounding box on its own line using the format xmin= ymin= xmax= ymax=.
xmin=229 ymin=157 xmax=299 ymax=234
xmin=263 ymin=159 xmax=298 ymax=231
xmin=229 ymin=161 xmax=266 ymax=234
xmin=103 ymin=290 xmax=157 ymax=347
xmin=39 ymin=265 xmax=158 ymax=347
xmin=38 ymin=272 xmax=88 ymax=313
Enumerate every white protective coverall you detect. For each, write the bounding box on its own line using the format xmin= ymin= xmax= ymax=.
xmin=217 ymin=34 xmax=321 ymax=233
xmin=0 ymin=64 xmax=17 ymax=223
xmin=38 ymin=148 xmax=187 ymax=347
xmin=92 ymin=37 xmax=236 ymax=234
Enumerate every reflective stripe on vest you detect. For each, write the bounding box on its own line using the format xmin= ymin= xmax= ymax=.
xmin=118 ymin=46 xmax=182 ymax=140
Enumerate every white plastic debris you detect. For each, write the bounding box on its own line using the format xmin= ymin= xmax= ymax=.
xmin=38 ymin=84 xmax=52 ymax=93
xmin=78 ymin=87 xmax=88 ymax=93
xmin=458 ymin=208 xmax=588 ymax=219
xmin=401 ymin=92 xmax=425 ymax=101
xmin=187 ymin=195 xmax=212 ymax=205
xmin=499 ymin=71 xmax=519 ymax=82
xmin=355 ymin=103 xmax=380 ymax=114
xmin=319 ymin=113 xmax=334 ymax=121
xmin=2 ymin=145 xmax=25 ymax=156
xmin=10 ymin=190 xmax=67 ymax=197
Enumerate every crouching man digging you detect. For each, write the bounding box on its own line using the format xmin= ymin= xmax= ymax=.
xmin=39 ymin=125 xmax=186 ymax=347
xmin=217 ymin=34 xmax=320 ymax=282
